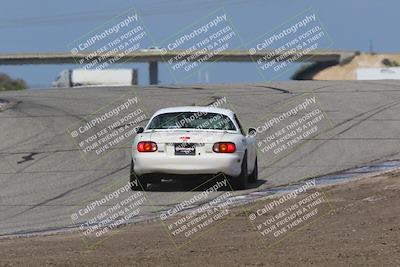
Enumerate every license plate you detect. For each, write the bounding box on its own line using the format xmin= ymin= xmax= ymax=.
xmin=175 ymin=143 xmax=196 ymax=155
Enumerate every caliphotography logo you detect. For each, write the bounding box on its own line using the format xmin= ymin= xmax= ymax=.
xmin=66 ymin=90 xmax=149 ymax=164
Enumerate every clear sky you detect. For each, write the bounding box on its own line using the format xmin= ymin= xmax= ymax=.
xmin=0 ymin=0 xmax=398 ymax=87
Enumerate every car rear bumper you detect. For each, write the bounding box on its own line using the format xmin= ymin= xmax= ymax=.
xmin=133 ymin=152 xmax=243 ymax=177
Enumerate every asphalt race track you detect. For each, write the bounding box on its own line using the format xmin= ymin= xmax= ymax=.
xmin=1 ymin=80 xmax=400 ymax=236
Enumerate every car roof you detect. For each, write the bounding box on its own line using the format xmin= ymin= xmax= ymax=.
xmin=152 ymin=106 xmax=235 ymax=117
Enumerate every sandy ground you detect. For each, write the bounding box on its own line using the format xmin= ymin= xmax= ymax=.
xmin=313 ymin=53 xmax=400 ymax=80
xmin=1 ymin=171 xmax=400 ymax=267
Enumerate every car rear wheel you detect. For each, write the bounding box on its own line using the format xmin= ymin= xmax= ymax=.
xmin=130 ymin=160 xmax=148 ymax=191
xmin=232 ymin=152 xmax=248 ymax=190
xmin=248 ymin=157 xmax=258 ymax=183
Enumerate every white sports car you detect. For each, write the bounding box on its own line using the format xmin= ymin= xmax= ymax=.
xmin=130 ymin=106 xmax=258 ymax=190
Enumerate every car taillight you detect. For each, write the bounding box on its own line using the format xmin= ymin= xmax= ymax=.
xmin=213 ymin=142 xmax=236 ymax=153
xmin=137 ymin=141 xmax=157 ymax=152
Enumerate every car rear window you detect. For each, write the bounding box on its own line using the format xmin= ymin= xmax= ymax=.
xmin=147 ymin=112 xmax=236 ymax=130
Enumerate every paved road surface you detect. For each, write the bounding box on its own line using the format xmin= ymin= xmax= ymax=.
xmin=1 ymin=80 xmax=400 ymax=236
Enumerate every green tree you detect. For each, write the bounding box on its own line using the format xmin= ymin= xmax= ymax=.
xmin=0 ymin=73 xmax=27 ymax=91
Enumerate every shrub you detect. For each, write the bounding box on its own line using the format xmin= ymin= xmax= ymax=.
xmin=0 ymin=73 xmax=27 ymax=91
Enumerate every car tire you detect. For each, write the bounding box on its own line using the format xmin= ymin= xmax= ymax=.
xmin=248 ymin=157 xmax=258 ymax=183
xmin=130 ymin=160 xmax=147 ymax=191
xmin=232 ymin=152 xmax=248 ymax=190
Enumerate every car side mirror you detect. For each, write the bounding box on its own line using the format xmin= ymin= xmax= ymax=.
xmin=136 ymin=126 xmax=144 ymax=134
xmin=248 ymin=127 xmax=256 ymax=136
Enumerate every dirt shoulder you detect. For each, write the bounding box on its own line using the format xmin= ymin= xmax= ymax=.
xmin=1 ymin=171 xmax=400 ymax=266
